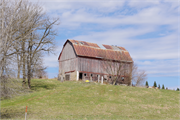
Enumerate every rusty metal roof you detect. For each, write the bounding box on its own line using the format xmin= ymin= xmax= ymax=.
xmin=68 ymin=39 xmax=133 ymax=62
xmin=102 ymin=44 xmax=113 ymax=50
xmin=69 ymin=39 xmax=100 ymax=48
xmin=118 ymin=46 xmax=126 ymax=51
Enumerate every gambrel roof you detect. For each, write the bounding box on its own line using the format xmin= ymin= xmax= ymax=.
xmin=58 ymin=39 xmax=133 ymax=62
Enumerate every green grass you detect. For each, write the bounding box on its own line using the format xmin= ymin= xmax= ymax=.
xmin=1 ymin=79 xmax=180 ymax=119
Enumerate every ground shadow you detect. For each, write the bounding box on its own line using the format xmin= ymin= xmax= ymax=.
xmin=31 ymin=82 xmax=57 ymax=91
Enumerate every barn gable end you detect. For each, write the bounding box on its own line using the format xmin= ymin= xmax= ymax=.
xmin=59 ymin=41 xmax=76 ymax=61
xmin=58 ymin=41 xmax=78 ymax=80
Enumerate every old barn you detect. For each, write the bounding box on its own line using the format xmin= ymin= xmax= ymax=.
xmin=58 ymin=39 xmax=133 ymax=85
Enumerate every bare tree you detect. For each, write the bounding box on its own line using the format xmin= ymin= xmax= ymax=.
xmin=26 ymin=13 xmax=59 ymax=89
xmin=100 ymin=50 xmax=133 ymax=85
xmin=32 ymin=61 xmax=48 ymax=79
xmin=0 ymin=0 xmax=59 ymax=98
xmin=0 ymin=0 xmax=43 ymax=80
xmin=100 ymin=48 xmax=147 ymax=86
xmin=0 ymin=0 xmax=28 ymax=98
xmin=130 ymin=63 xmax=147 ymax=86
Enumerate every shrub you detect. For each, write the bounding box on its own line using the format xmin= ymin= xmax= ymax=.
xmin=145 ymin=81 xmax=149 ymax=87
xmin=153 ymin=81 xmax=157 ymax=87
xmin=162 ymin=84 xmax=165 ymax=89
xmin=176 ymin=88 xmax=179 ymax=91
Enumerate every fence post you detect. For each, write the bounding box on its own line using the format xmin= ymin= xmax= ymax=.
xmin=25 ymin=106 xmax=28 ymax=120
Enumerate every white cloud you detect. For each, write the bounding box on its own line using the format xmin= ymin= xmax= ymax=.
xmin=136 ymin=59 xmax=179 ymax=77
xmin=30 ymin=0 xmax=179 ymax=30
xmin=128 ymin=0 xmax=160 ymax=8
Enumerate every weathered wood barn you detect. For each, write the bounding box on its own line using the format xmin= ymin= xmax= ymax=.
xmin=58 ymin=39 xmax=133 ymax=84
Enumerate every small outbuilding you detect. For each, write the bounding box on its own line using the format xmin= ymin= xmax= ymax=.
xmin=58 ymin=39 xmax=133 ymax=84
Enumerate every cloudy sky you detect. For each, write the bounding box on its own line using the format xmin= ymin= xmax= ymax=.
xmin=30 ymin=0 xmax=179 ymax=89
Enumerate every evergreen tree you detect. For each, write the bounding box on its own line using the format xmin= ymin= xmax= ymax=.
xmin=145 ymin=81 xmax=149 ymax=87
xmin=176 ymin=88 xmax=179 ymax=91
xmin=162 ymin=84 xmax=165 ymax=89
xmin=158 ymin=84 xmax=160 ymax=89
xmin=153 ymin=81 xmax=157 ymax=87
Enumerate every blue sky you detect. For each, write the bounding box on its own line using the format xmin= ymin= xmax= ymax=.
xmin=30 ymin=0 xmax=179 ymax=89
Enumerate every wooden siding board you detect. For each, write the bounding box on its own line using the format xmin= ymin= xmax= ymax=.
xmin=59 ymin=58 xmax=77 ymax=73
xmin=59 ymin=42 xmax=76 ymax=61
xmin=77 ymin=57 xmax=132 ymax=75
xmin=78 ymin=57 xmax=105 ymax=74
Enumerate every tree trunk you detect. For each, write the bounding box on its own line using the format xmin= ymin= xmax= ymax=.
xmin=113 ymin=80 xmax=116 ymax=85
xmin=17 ymin=54 xmax=21 ymax=79
xmin=27 ymin=39 xmax=32 ymax=89
xmin=1 ymin=57 xmax=8 ymax=98
xmin=22 ymin=40 xmax=26 ymax=86
xmin=27 ymin=60 xmax=31 ymax=89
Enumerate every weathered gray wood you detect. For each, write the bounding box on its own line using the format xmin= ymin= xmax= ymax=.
xmin=101 ymin=76 xmax=103 ymax=84
xmin=59 ymin=41 xmax=77 ymax=74
xmin=60 ymin=42 xmax=76 ymax=61
xmin=78 ymin=57 xmax=106 ymax=74
xmin=98 ymin=75 xmax=100 ymax=83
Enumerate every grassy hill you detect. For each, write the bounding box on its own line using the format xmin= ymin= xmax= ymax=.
xmin=1 ymin=79 xmax=180 ymax=119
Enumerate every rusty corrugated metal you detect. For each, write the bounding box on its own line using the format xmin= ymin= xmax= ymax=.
xmin=118 ymin=46 xmax=126 ymax=51
xmin=73 ymin=44 xmax=132 ymax=61
xmin=103 ymin=44 xmax=127 ymax=51
xmin=63 ymin=39 xmax=132 ymax=62
xmin=85 ymin=41 xmax=100 ymax=48
xmin=102 ymin=44 xmax=113 ymax=49
xmin=69 ymin=39 xmax=100 ymax=48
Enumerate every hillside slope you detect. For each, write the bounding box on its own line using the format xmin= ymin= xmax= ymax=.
xmin=1 ymin=79 xmax=180 ymax=119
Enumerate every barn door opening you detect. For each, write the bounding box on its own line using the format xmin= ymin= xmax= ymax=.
xmin=65 ymin=74 xmax=70 ymax=80
xmin=79 ymin=73 xmax=83 ymax=80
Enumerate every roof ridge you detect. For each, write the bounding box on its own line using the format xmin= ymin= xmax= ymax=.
xmin=73 ymin=43 xmax=129 ymax=53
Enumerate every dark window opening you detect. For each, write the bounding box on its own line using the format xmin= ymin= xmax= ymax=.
xmin=79 ymin=73 xmax=83 ymax=80
xmin=65 ymin=75 xmax=70 ymax=80
xmin=122 ymin=77 xmax=124 ymax=81
xmin=109 ymin=76 xmax=111 ymax=78
xmin=84 ymin=73 xmax=86 ymax=76
xmin=91 ymin=74 xmax=93 ymax=77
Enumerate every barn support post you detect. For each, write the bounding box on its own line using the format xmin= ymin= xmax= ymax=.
xmin=98 ymin=75 xmax=100 ymax=83
xmin=76 ymin=71 xmax=79 ymax=81
xmin=90 ymin=76 xmax=92 ymax=82
xmin=101 ymin=76 xmax=103 ymax=84
xmin=61 ymin=75 xmax=63 ymax=82
xmin=61 ymin=70 xmax=64 ymax=82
